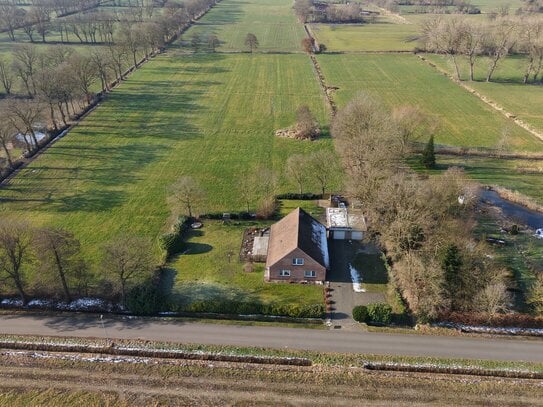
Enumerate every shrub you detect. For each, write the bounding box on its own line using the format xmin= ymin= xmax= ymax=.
xmin=243 ymin=262 xmax=254 ymax=273
xmin=256 ymin=196 xmax=278 ymax=219
xmin=159 ymin=216 xmax=189 ymax=257
xmin=352 ymin=305 xmax=368 ymax=323
xmin=367 ymin=303 xmax=393 ymax=325
xmin=275 ymin=193 xmax=322 ymax=200
xmin=126 ymin=283 xmax=167 ymax=316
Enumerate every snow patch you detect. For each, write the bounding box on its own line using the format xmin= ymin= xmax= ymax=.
xmin=311 ymin=220 xmax=329 ymax=269
xmin=436 ymin=322 xmax=543 ymax=337
xmin=15 ymin=132 xmax=47 ymax=144
xmin=1 ymin=298 xmax=23 ymax=307
xmin=350 ymin=265 xmax=365 ymax=292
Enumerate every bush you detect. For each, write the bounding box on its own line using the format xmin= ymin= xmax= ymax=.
xmin=276 ymin=193 xmax=322 ymax=200
xmin=126 ymin=283 xmax=167 ymax=316
xmin=352 ymin=305 xmax=368 ymax=323
xmin=256 ymin=196 xmax=278 ymax=219
xmin=159 ymin=216 xmax=189 ymax=257
xmin=366 ymin=303 xmax=393 ymax=325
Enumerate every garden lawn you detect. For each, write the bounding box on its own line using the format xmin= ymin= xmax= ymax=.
xmin=0 ymin=51 xmax=332 ymax=266
xmin=309 ymin=22 xmax=420 ymax=52
xmin=423 ymin=53 xmax=543 ymax=135
xmin=317 ymin=53 xmax=543 ymax=152
xmin=183 ymin=0 xmax=307 ymax=52
xmin=168 ymin=220 xmax=324 ymax=308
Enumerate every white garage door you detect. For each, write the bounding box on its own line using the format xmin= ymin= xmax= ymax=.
xmin=333 ymin=230 xmax=345 ymax=240
xmin=351 ymin=231 xmax=363 ymax=240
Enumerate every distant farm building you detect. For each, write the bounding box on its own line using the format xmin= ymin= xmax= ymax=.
xmin=265 ymin=208 xmax=329 ymax=283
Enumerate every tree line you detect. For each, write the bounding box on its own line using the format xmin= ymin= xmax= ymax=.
xmin=0 ymin=218 xmax=156 ymax=307
xmin=332 ymin=93 xmax=515 ymax=321
xmin=0 ymin=0 xmax=202 ymax=44
xmin=421 ymin=14 xmax=543 ymax=83
xmin=0 ymin=0 xmax=219 ymax=174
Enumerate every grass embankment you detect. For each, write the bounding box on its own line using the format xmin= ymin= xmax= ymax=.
xmin=2 ymin=335 xmax=543 ymax=405
xmin=184 ymin=0 xmax=307 ymax=52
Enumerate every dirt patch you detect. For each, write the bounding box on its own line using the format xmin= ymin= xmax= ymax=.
xmin=239 ymin=227 xmax=270 ymax=262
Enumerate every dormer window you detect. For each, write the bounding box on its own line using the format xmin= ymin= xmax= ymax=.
xmin=293 ymin=258 xmax=304 ymax=266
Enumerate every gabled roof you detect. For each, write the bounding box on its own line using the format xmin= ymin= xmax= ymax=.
xmin=266 ymin=208 xmax=329 ymax=269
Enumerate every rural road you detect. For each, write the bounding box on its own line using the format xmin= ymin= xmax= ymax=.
xmin=1 ymin=313 xmax=543 ymax=362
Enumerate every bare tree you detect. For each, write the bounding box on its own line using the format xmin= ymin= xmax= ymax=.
xmin=102 ymin=235 xmax=155 ymax=305
xmin=308 ymin=150 xmax=337 ymax=196
xmin=0 ymin=57 xmax=14 ymax=95
xmin=485 ymin=18 xmax=517 ymax=82
xmin=423 ymin=16 xmax=467 ymax=80
xmin=6 ymin=99 xmax=44 ymax=152
xmin=90 ymin=49 xmax=112 ymax=92
xmin=169 ymin=176 xmax=205 ymax=218
xmin=392 ymin=105 xmax=435 ymax=153
xmin=0 ymin=220 xmax=33 ymax=305
xmin=12 ymin=44 xmax=40 ymax=96
xmin=0 ymin=120 xmax=15 ymax=168
xmin=286 ymin=154 xmax=310 ymax=195
xmin=34 ymin=227 xmax=86 ymax=302
xmin=207 ymin=34 xmax=220 ymax=52
xmin=474 ymin=281 xmax=510 ymax=315
xmin=68 ymin=53 xmax=98 ymax=104
xmin=295 ymin=105 xmax=319 ymax=139
xmin=518 ymin=17 xmax=543 ymax=84
xmin=245 ymin=33 xmax=259 ymax=53
xmin=462 ymin=20 xmax=485 ymax=81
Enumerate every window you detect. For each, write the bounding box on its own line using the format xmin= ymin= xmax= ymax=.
xmin=279 ymin=270 xmax=291 ymax=277
xmin=292 ymin=258 xmax=304 ymax=266
xmin=304 ymin=270 xmax=316 ymax=278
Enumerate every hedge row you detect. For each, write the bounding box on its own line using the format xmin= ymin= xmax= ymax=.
xmin=200 ymin=212 xmax=255 ymax=220
xmin=440 ymin=312 xmax=543 ymax=329
xmin=275 ymin=193 xmax=323 ymax=200
xmin=178 ymin=300 xmax=325 ymax=319
xmin=159 ymin=216 xmax=190 ymax=258
xmin=353 ymin=303 xmax=393 ymax=325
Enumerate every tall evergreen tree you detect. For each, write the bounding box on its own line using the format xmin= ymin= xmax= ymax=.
xmin=421 ymin=135 xmax=436 ymax=169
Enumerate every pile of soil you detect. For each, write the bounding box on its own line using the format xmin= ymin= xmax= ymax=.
xmin=275 ymin=126 xmax=320 ymax=141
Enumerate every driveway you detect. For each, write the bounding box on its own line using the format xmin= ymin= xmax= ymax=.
xmin=327 ymin=239 xmax=385 ymax=327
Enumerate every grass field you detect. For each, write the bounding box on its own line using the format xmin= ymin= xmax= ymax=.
xmin=424 ymin=53 xmax=543 ymax=134
xmin=309 ymin=22 xmax=420 ymax=52
xmin=0 ymin=51 xmax=331 ymax=265
xmin=184 ymin=0 xmax=307 ymax=52
xmin=317 ymin=53 xmax=543 ymax=151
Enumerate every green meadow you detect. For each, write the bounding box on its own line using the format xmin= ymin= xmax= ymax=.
xmin=423 ymin=53 xmax=543 ymax=134
xmin=317 ymin=53 xmax=543 ymax=151
xmin=309 ymin=22 xmax=420 ymax=52
xmin=0 ymin=51 xmax=331 ymax=264
xmin=184 ymin=0 xmax=307 ymax=52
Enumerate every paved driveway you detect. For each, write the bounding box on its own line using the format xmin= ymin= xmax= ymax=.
xmin=327 ymin=239 xmax=385 ymax=326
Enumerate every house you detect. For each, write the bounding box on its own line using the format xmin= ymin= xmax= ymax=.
xmin=326 ymin=206 xmax=366 ymax=240
xmin=265 ymin=208 xmax=329 ymax=283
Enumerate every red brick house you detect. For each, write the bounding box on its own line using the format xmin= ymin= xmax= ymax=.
xmin=265 ymin=208 xmax=329 ymax=283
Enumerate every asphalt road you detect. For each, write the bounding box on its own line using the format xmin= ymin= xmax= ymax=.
xmin=1 ymin=313 xmax=543 ymax=362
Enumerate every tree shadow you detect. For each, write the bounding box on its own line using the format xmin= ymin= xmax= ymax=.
xmin=183 ymin=242 xmax=213 ymax=255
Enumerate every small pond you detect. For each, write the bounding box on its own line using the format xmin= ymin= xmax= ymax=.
xmin=481 ymin=189 xmax=543 ymax=230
